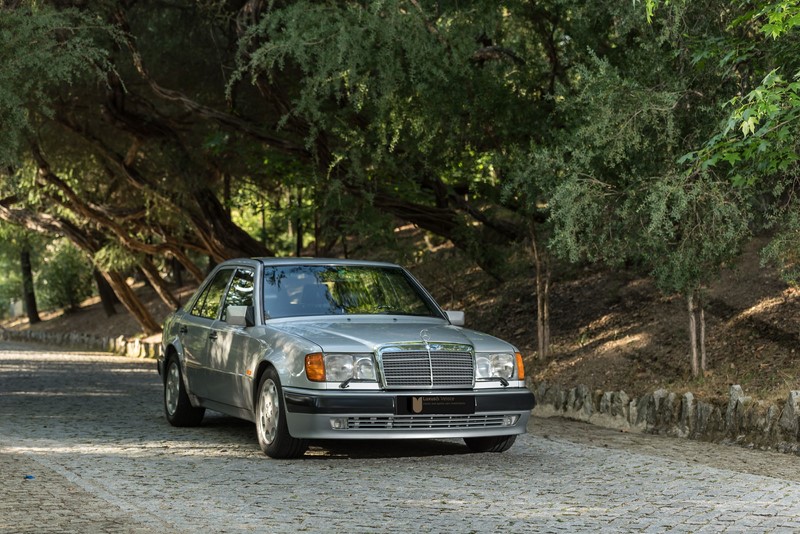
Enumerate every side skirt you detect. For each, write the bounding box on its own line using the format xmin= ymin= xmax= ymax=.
xmin=197 ymin=398 xmax=255 ymax=423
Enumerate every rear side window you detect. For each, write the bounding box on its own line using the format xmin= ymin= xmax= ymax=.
xmin=221 ymin=269 xmax=255 ymax=322
xmin=190 ymin=269 xmax=233 ymax=320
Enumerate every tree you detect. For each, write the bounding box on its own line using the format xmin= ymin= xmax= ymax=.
xmin=0 ymin=224 xmax=44 ymax=323
xmin=511 ymin=5 xmax=753 ymax=375
xmin=0 ymin=0 xmax=766 ymax=350
xmin=644 ymin=1 xmax=800 ymax=281
xmin=19 ymin=243 xmax=39 ymax=324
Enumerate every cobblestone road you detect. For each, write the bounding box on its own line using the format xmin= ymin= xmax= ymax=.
xmin=2 ymin=344 xmax=800 ymax=533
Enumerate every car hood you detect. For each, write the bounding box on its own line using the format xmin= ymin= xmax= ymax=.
xmin=270 ymin=317 xmax=515 ymax=354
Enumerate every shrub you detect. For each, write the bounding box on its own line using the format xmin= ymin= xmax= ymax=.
xmin=37 ymin=240 xmax=94 ymax=312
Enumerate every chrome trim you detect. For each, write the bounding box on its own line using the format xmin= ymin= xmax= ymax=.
xmin=376 ymin=342 xmax=475 ymax=390
xmin=344 ymin=414 xmax=511 ymax=430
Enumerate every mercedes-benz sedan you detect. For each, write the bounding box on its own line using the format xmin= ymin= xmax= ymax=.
xmin=158 ymin=258 xmax=535 ymax=458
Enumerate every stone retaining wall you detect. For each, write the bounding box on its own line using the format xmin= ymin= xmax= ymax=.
xmin=529 ymin=380 xmax=800 ymax=454
xmin=0 ymin=328 xmax=162 ymax=359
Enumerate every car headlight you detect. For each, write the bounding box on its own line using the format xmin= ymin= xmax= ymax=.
xmin=325 ymin=354 xmax=354 ymax=382
xmin=305 ymin=353 xmax=376 ymax=383
xmin=476 ymin=353 xmax=516 ymax=380
xmin=354 ymin=356 xmax=376 ymax=380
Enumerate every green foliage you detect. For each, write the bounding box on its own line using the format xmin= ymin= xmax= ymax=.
xmin=761 ymin=206 xmax=800 ymax=285
xmin=94 ymin=243 xmax=139 ymax=272
xmin=642 ymin=174 xmax=751 ymax=294
xmin=692 ymin=69 xmax=800 ymax=187
xmin=37 ymin=239 xmax=94 ymax=312
xmin=535 ymin=31 xmax=752 ymax=297
xmin=643 ymin=0 xmax=800 ymax=285
xmin=0 ymin=0 xmax=783 ymax=336
xmin=0 ymin=262 xmax=22 ymax=306
xmin=234 ymin=1 xmax=532 ymax=186
xmin=0 ymin=3 xmax=118 ymax=165
xmin=521 ymin=54 xmax=683 ymax=260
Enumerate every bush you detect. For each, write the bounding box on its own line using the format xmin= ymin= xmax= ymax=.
xmin=37 ymin=240 xmax=94 ymax=312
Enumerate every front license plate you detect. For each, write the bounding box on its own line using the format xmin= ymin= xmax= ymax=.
xmin=396 ymin=395 xmax=475 ymax=415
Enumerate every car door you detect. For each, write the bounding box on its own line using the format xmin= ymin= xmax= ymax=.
xmin=206 ymin=268 xmax=257 ymax=409
xmin=181 ymin=268 xmax=234 ymax=400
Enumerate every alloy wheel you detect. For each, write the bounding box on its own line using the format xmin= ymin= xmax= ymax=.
xmin=258 ymin=379 xmax=279 ymax=445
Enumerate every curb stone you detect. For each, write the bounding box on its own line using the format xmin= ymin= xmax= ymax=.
xmin=0 ymin=328 xmax=161 ymax=359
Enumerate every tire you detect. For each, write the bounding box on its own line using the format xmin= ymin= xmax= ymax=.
xmin=464 ymin=434 xmax=517 ymax=453
xmin=255 ymin=367 xmax=308 ymax=459
xmin=164 ymin=355 xmax=205 ymax=427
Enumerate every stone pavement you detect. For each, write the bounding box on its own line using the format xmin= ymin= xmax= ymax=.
xmin=1 ymin=345 xmax=800 ymax=533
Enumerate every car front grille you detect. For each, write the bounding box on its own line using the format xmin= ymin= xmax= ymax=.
xmin=380 ymin=348 xmax=474 ymax=389
xmin=346 ymin=414 xmax=507 ymax=430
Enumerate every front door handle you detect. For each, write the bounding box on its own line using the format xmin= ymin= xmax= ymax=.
xmin=179 ymin=325 xmax=188 ymax=334
xmin=208 ymin=332 xmax=218 ymax=340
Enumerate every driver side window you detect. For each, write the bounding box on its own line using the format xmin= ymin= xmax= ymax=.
xmin=221 ymin=269 xmax=255 ymax=322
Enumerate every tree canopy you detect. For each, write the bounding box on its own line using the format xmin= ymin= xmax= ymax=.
xmin=1 ymin=0 xmax=799 ymax=372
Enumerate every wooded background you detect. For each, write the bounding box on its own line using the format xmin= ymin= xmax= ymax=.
xmin=2 ymin=0 xmax=800 ymax=377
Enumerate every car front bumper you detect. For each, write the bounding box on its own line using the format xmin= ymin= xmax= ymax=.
xmin=282 ymin=387 xmax=535 ymax=440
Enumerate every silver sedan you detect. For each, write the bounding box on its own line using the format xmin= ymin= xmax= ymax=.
xmin=158 ymin=258 xmax=535 ymax=458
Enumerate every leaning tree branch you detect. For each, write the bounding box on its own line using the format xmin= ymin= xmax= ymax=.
xmin=30 ymin=143 xmax=206 ymax=283
xmin=113 ymin=7 xmax=307 ymax=157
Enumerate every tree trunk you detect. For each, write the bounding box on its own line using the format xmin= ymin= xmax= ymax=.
xmin=260 ymin=202 xmax=267 ymax=247
xmin=93 ymin=268 xmax=118 ymax=317
xmin=314 ymin=206 xmax=320 ymax=257
xmin=700 ymin=305 xmax=707 ymax=373
xmin=223 ymin=173 xmax=231 ymax=215
xmin=139 ymin=257 xmax=181 ymax=310
xmin=171 ymin=255 xmax=183 ymax=287
xmin=20 ymin=248 xmax=40 ymax=324
xmin=30 ymin=143 xmax=206 ymax=284
xmin=531 ymin=223 xmax=551 ymax=360
xmin=101 ymin=270 xmax=162 ymax=335
xmin=687 ymin=292 xmax=699 ymax=378
xmin=294 ymin=188 xmax=303 ymax=257
xmin=190 ymin=187 xmax=273 ymax=261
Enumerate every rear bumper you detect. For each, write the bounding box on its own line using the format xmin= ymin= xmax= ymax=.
xmin=282 ymin=387 xmax=535 ymax=440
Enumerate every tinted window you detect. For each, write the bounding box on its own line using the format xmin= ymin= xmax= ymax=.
xmin=191 ymin=269 xmax=233 ymax=320
xmin=263 ymin=265 xmax=439 ymax=319
xmin=221 ymin=269 xmax=255 ymax=322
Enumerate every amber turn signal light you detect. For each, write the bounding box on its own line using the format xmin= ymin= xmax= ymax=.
xmin=515 ymin=352 xmax=525 ymax=380
xmin=305 ymin=353 xmax=325 ymax=382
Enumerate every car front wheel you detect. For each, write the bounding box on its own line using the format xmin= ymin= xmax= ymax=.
xmin=256 ymin=368 xmax=308 ymax=459
xmin=464 ymin=434 xmax=517 ymax=453
xmin=164 ymin=355 xmax=205 ymax=427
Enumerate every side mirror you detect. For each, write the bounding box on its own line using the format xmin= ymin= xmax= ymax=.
xmin=445 ymin=310 xmax=465 ymax=326
xmin=227 ymin=305 xmax=255 ymax=327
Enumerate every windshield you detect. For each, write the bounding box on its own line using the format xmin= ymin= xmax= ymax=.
xmin=262 ymin=265 xmax=440 ymax=319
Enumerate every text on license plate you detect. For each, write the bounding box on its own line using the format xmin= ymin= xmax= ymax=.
xmin=396 ymin=395 xmax=475 ymax=415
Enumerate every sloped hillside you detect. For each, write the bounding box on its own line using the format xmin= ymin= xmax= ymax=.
xmin=416 ymin=237 xmax=800 ymax=403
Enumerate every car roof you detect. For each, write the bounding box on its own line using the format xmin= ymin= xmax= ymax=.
xmin=252 ymin=257 xmax=402 ymax=268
